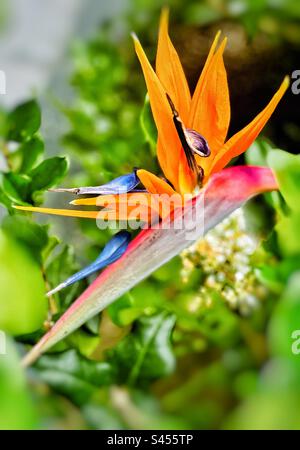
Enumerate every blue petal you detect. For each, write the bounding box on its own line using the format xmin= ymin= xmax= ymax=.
xmin=47 ymin=231 xmax=131 ymax=296
xmin=51 ymin=171 xmax=140 ymax=195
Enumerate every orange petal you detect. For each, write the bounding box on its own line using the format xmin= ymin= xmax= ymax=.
xmin=156 ymin=139 xmax=170 ymax=186
xmin=137 ymin=169 xmax=177 ymax=195
xmin=178 ymin=153 xmax=197 ymax=195
xmin=189 ymin=37 xmax=230 ymax=176
xmin=71 ymin=195 xmax=117 ymax=206
xmin=95 ymin=207 xmax=157 ymax=224
xmin=71 ymin=193 xmax=153 ymax=207
xmin=13 ymin=205 xmax=100 ymax=219
xmin=210 ymin=76 xmax=290 ymax=176
xmin=188 ymin=30 xmax=221 ymax=126
xmin=156 ymin=8 xmax=191 ymax=123
xmin=132 ymin=33 xmax=181 ymax=190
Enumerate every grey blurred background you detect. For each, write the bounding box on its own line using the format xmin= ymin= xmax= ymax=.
xmin=0 ymin=0 xmax=126 ymax=106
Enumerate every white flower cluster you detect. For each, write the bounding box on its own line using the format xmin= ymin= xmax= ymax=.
xmin=181 ymin=208 xmax=267 ymax=316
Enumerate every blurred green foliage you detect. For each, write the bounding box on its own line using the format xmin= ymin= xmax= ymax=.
xmin=1 ymin=0 xmax=300 ymax=431
xmin=0 ymin=339 xmax=37 ymax=430
xmin=0 ymin=229 xmax=47 ymax=336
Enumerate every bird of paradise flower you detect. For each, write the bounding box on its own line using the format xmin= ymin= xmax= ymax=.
xmin=16 ymin=9 xmax=289 ymax=366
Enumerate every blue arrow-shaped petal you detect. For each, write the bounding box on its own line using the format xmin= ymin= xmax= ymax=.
xmin=47 ymin=230 xmax=131 ymax=296
xmin=50 ymin=171 xmax=140 ymax=195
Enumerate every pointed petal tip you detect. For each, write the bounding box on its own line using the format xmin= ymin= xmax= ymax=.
xmin=130 ymin=32 xmax=139 ymax=43
xmin=209 ymin=74 xmax=290 ymax=175
xmin=46 ymin=284 xmax=63 ymax=297
xmin=282 ymin=75 xmax=290 ymax=89
xmin=12 ymin=204 xmax=28 ymax=211
xmin=69 ymin=197 xmax=98 ymax=206
xmin=211 ymin=29 xmax=222 ymax=48
xmin=11 ymin=205 xmax=100 ymax=219
xmin=48 ymin=187 xmax=79 ymax=194
xmin=160 ymin=6 xmax=170 ymax=26
xmin=218 ymin=36 xmax=228 ymax=53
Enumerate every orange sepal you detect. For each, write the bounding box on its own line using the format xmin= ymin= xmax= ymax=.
xmin=210 ymin=76 xmax=290 ymax=176
xmin=188 ymin=30 xmax=221 ymax=127
xmin=156 ymin=8 xmax=191 ymax=122
xmin=190 ymin=37 xmax=230 ymax=176
xmin=13 ymin=205 xmax=100 ymax=219
xmin=132 ymin=33 xmax=181 ymax=190
xmin=71 ymin=192 xmax=154 ymax=207
xmin=177 ymin=153 xmax=197 ymax=195
xmin=137 ymin=169 xmax=177 ymax=195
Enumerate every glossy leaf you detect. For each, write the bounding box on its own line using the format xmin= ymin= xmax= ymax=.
xmin=1 ymin=172 xmax=31 ymax=205
xmin=29 ymin=157 xmax=68 ymax=196
xmin=0 ymin=230 xmax=47 ymax=336
xmin=268 ymin=149 xmax=300 ymax=213
xmin=0 ymin=339 xmax=37 ymax=429
xmin=35 ymin=349 xmax=114 ymax=405
xmin=109 ymin=312 xmax=176 ymax=385
xmin=46 ymin=245 xmax=86 ymax=310
xmin=6 ymin=100 xmax=41 ymax=142
xmin=18 ymin=136 xmax=44 ymax=173
xmin=2 ymin=215 xmax=49 ymax=263
xmin=268 ymin=149 xmax=300 ymax=256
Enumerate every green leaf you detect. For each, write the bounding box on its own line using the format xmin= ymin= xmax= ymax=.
xmin=0 ymin=338 xmax=37 ymax=429
xmin=258 ymin=257 xmax=300 ymax=294
xmin=66 ymin=329 xmax=100 ymax=358
xmin=268 ymin=272 xmax=300 ymax=372
xmin=267 ymin=149 xmax=300 ymax=213
xmin=0 ymin=187 xmax=13 ymax=211
xmin=2 ymin=215 xmax=49 ymax=262
xmin=276 ymin=212 xmax=300 ymax=256
xmin=109 ymin=313 xmax=176 ymax=386
xmin=46 ymin=245 xmax=86 ymax=310
xmin=82 ymin=404 xmax=124 ymax=430
xmin=0 ymin=230 xmax=47 ymax=336
xmin=6 ymin=100 xmax=41 ymax=142
xmin=267 ymin=150 xmax=300 ymax=256
xmin=108 ymin=283 xmax=163 ymax=327
xmin=224 ymin=391 xmax=300 ymax=430
xmin=140 ymin=94 xmax=157 ymax=154
xmin=18 ymin=136 xmax=44 ymax=173
xmin=246 ymin=139 xmax=272 ymax=167
xmin=29 ymin=156 xmax=68 ymax=195
xmin=1 ymin=172 xmax=31 ymax=205
xmin=35 ymin=349 xmax=114 ymax=405
xmin=41 ymin=235 xmax=60 ymax=262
